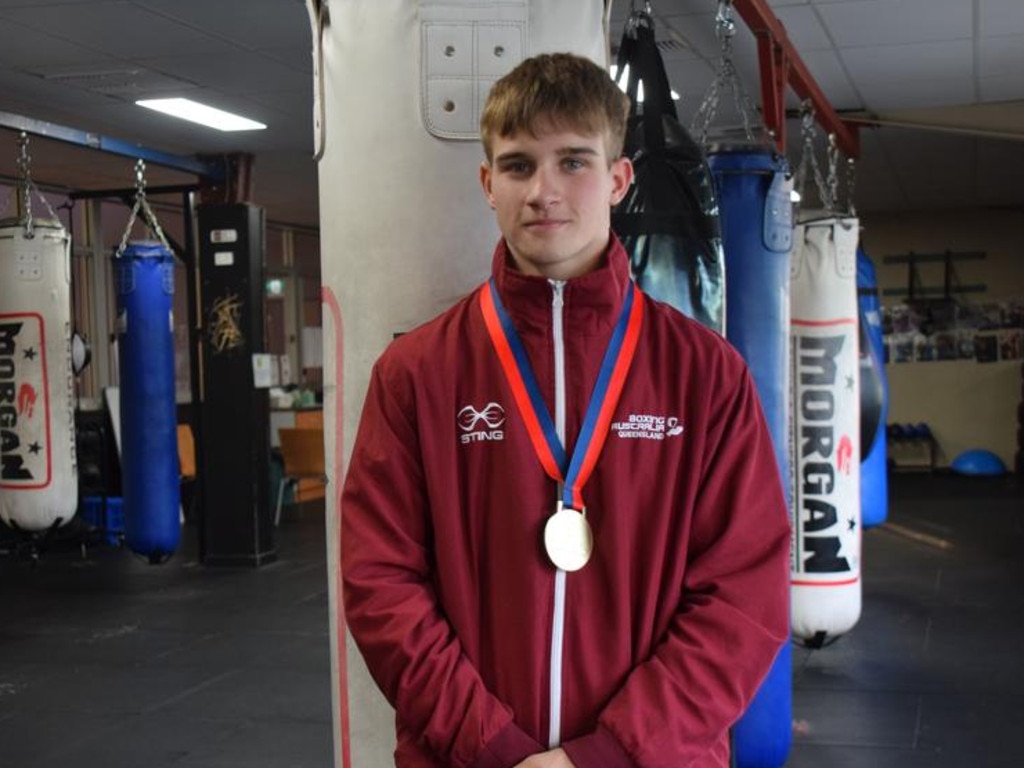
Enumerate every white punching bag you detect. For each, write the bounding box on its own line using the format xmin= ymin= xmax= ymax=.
xmin=789 ymin=216 xmax=861 ymax=645
xmin=0 ymin=218 xmax=77 ymax=532
xmin=307 ymin=1 xmax=609 ymax=764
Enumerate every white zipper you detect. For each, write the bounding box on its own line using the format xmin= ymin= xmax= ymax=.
xmin=548 ymin=279 xmax=566 ymax=748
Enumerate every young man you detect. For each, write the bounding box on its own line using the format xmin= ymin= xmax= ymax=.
xmin=341 ymin=53 xmax=790 ymax=768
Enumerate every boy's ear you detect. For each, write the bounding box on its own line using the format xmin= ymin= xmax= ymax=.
xmin=609 ymin=156 xmax=634 ymax=207
xmin=479 ymin=161 xmax=496 ymax=209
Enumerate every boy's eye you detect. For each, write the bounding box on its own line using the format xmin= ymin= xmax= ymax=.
xmin=563 ymin=157 xmax=586 ymax=171
xmin=500 ymin=161 xmax=530 ymax=174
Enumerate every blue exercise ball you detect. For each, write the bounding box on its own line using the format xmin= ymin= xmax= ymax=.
xmin=950 ymin=449 xmax=1007 ymax=476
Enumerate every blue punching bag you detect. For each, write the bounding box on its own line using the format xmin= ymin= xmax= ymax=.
xmin=115 ymin=241 xmax=180 ymax=562
xmin=857 ymin=247 xmax=888 ymax=528
xmin=708 ymin=147 xmax=792 ymax=768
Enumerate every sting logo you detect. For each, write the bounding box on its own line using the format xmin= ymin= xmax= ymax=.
xmin=458 ymin=402 xmax=505 ymax=445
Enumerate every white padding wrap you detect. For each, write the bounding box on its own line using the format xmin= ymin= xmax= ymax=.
xmin=421 ymin=7 xmax=525 ymax=139
xmin=789 ymin=217 xmax=862 ymax=641
xmin=0 ymin=222 xmax=78 ymax=531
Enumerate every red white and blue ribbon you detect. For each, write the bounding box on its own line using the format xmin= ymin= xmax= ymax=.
xmin=480 ymin=277 xmax=644 ymax=510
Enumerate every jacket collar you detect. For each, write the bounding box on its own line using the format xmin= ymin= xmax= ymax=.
xmin=489 ymin=233 xmax=633 ymax=337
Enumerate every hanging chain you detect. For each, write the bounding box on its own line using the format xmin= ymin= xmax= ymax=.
xmin=845 ymin=157 xmax=857 ymax=217
xmin=826 ymin=133 xmax=840 ymax=214
xmin=18 ymin=133 xmax=33 ymax=236
xmin=691 ymin=0 xmax=763 ymax=146
xmin=115 ymin=159 xmax=172 ymax=258
xmin=11 ymin=132 xmax=63 ymax=238
xmin=793 ymin=102 xmax=835 ymax=215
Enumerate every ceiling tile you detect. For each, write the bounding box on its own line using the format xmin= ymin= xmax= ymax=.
xmin=0 ymin=19 xmax=117 ymax=69
xmin=816 ymin=0 xmax=971 ymax=48
xmin=0 ymin=1 xmax=231 ymax=59
xmin=799 ymin=49 xmax=862 ymax=110
xmin=979 ymin=0 xmax=1024 ymax=37
xmin=842 ymin=39 xmax=975 ymax=102
xmin=258 ymin=45 xmax=314 ymax=75
xmin=662 ymin=11 xmax=730 ymax=60
xmin=0 ymin=67 xmax=125 ymax=116
xmin=857 ymin=74 xmax=975 ymax=111
xmin=136 ymin=0 xmax=310 ymax=51
xmin=0 ymin=0 xmax=102 ymax=5
xmin=977 ymin=35 xmax=1024 ymax=79
xmin=140 ymin=51 xmax=309 ymax=95
xmin=774 ymin=4 xmax=833 ymax=51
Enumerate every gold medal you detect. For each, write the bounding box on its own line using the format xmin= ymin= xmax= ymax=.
xmin=544 ymin=502 xmax=593 ymax=572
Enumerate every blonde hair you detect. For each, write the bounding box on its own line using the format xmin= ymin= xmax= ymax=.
xmin=480 ymin=53 xmax=630 ymax=163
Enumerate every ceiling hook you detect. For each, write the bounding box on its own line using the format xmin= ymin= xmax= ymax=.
xmin=134 ymin=158 xmax=147 ymax=198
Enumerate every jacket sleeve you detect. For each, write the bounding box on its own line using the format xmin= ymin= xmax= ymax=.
xmin=341 ymin=358 xmax=544 ymax=768
xmin=562 ymin=365 xmax=791 ymax=768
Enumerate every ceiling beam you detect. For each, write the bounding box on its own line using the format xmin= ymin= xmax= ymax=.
xmin=0 ymin=110 xmax=226 ymax=181
xmin=731 ymin=0 xmax=860 ymax=158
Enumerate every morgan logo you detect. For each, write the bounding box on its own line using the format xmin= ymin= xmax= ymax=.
xmin=458 ymin=402 xmax=505 ymax=445
xmin=1 ymin=316 xmax=50 ymax=488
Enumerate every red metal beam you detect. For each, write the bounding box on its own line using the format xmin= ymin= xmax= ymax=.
xmin=732 ymin=0 xmax=860 ymax=158
xmin=756 ymin=34 xmax=789 ymax=152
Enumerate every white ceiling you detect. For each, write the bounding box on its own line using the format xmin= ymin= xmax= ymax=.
xmin=1 ymin=0 xmax=1022 ymax=229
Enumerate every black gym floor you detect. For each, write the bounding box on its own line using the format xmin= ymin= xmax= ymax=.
xmin=1 ymin=472 xmax=1021 ymax=767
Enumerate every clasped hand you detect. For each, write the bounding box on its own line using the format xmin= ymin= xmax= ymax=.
xmin=512 ymin=747 xmax=577 ymax=768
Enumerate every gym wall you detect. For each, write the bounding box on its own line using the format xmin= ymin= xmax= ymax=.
xmin=862 ymin=207 xmax=1024 ymax=469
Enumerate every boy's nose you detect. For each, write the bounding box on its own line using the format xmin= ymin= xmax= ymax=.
xmin=526 ymin=166 xmax=561 ymax=207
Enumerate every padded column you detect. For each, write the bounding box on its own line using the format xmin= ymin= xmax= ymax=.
xmin=196 ymin=203 xmax=275 ymax=567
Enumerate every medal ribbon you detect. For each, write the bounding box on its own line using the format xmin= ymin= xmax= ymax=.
xmin=480 ymin=277 xmax=644 ymax=510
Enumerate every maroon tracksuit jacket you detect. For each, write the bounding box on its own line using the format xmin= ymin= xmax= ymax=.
xmin=341 ymin=235 xmax=790 ymax=768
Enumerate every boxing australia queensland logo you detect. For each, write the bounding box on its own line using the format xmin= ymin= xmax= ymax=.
xmin=611 ymin=413 xmax=684 ymax=441
xmin=458 ymin=402 xmax=505 ymax=445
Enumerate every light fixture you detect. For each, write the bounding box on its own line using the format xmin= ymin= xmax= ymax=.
xmin=609 ymin=64 xmax=681 ymax=102
xmin=790 ymin=189 xmax=802 ymax=203
xmin=135 ymin=98 xmax=266 ymax=132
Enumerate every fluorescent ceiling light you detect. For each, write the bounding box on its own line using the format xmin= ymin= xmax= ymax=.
xmin=609 ymin=65 xmax=681 ymax=102
xmin=136 ymin=98 xmax=266 ymax=131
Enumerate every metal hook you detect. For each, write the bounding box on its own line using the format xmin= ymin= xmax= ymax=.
xmin=16 ymin=132 xmax=29 ymax=171
xmin=625 ymin=5 xmax=654 ymax=38
xmin=134 ymin=159 xmax=147 ymax=198
xmin=715 ymin=0 xmax=736 ymax=39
